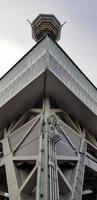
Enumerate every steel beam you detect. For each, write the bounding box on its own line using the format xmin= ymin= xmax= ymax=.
xmin=2 ymin=137 xmax=21 ymax=200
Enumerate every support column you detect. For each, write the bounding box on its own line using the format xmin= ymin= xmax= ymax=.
xmin=36 ymin=98 xmax=50 ymax=200
xmin=2 ymin=136 xmax=21 ymax=200
xmin=47 ymin=112 xmax=60 ymax=200
xmin=36 ymin=98 xmax=60 ymax=200
xmin=72 ymin=138 xmax=87 ymax=200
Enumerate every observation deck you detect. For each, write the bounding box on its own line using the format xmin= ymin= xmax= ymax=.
xmin=0 ymin=36 xmax=97 ymax=135
xmin=31 ymin=14 xmax=61 ymax=42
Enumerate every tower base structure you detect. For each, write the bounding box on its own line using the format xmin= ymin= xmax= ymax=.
xmin=0 ymin=35 xmax=97 ymax=200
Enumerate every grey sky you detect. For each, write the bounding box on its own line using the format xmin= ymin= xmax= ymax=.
xmin=0 ymin=0 xmax=97 ymax=87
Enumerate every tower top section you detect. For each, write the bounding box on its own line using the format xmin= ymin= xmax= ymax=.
xmin=31 ymin=14 xmax=61 ymax=42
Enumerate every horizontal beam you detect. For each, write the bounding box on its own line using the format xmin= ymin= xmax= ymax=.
xmin=13 ymin=156 xmax=37 ymax=161
xmin=0 ymin=191 xmax=9 ymax=198
xmin=57 ymin=155 xmax=78 ymax=161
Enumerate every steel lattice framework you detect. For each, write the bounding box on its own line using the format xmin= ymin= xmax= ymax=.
xmin=0 ymin=14 xmax=97 ymax=200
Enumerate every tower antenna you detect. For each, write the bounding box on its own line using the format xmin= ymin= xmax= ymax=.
xmin=27 ymin=19 xmax=33 ymax=27
xmin=60 ymin=21 xmax=67 ymax=28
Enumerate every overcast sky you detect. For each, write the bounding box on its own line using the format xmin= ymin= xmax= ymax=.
xmin=0 ymin=0 xmax=97 ymax=87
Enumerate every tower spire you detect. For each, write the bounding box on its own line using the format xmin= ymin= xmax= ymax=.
xmin=29 ymin=14 xmax=62 ymax=42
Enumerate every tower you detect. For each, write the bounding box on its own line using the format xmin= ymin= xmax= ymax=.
xmin=0 ymin=14 xmax=97 ymax=200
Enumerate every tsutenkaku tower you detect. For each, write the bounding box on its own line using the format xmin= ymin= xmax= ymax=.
xmin=0 ymin=14 xmax=97 ymax=200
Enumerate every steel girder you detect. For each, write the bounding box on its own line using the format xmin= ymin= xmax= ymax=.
xmin=0 ymin=98 xmax=97 ymax=200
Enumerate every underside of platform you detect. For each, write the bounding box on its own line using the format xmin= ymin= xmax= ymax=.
xmin=0 ymin=36 xmax=97 ymax=200
xmin=0 ymin=69 xmax=97 ymax=200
